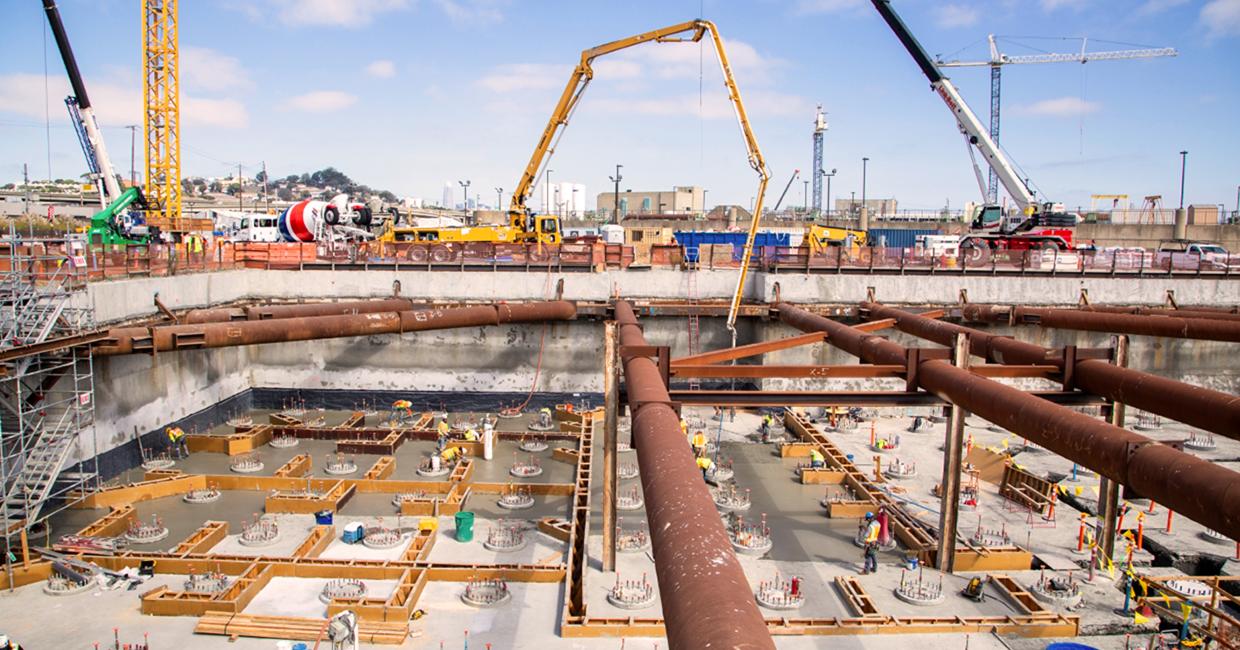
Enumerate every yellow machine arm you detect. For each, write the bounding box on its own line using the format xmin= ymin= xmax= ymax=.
xmin=507 ymin=22 xmax=770 ymax=318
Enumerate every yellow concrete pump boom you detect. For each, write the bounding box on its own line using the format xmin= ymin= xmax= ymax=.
xmin=507 ymin=20 xmax=769 ymax=334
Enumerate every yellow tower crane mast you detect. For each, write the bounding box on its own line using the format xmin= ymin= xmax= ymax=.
xmin=142 ymin=0 xmax=182 ymax=232
xmin=507 ymin=19 xmax=769 ymax=336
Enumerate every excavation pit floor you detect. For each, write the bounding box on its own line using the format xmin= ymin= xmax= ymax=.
xmin=6 ymin=401 xmax=1233 ymax=649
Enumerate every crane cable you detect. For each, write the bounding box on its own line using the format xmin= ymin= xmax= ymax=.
xmin=507 ymin=268 xmax=555 ymax=412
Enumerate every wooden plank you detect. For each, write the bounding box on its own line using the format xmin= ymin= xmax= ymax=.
xmin=670 ymin=331 xmax=827 ymax=366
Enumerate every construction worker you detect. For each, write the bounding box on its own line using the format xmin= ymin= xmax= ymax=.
xmin=0 ymin=633 xmax=21 ymax=650
xmin=679 ymin=418 xmax=688 ymax=438
xmin=440 ymin=446 xmax=465 ymax=464
xmin=436 ymin=419 xmax=450 ymax=450
xmin=464 ymin=427 xmax=479 ymax=442
xmin=860 ymin=512 xmax=881 ymax=575
xmin=760 ymin=413 xmax=773 ymax=442
xmin=166 ymin=426 xmax=188 ymax=459
xmin=691 ymin=430 xmax=708 ymax=457
xmin=809 ymin=448 xmax=825 ymax=469
xmin=696 ymin=455 xmax=715 ymax=481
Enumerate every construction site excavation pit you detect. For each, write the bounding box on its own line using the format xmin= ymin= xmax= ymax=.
xmin=2 ymin=282 xmax=1238 ymax=650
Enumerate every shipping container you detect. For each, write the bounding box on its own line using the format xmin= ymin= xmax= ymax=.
xmin=867 ymin=228 xmax=940 ymax=249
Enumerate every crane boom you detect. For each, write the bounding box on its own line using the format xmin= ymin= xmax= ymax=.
xmin=507 ymin=20 xmax=768 ymax=333
xmin=871 ymin=0 xmax=1038 ymax=214
xmin=43 ymin=0 xmax=122 ymax=207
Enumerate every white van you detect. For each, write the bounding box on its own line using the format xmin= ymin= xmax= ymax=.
xmin=234 ymin=215 xmax=281 ymax=242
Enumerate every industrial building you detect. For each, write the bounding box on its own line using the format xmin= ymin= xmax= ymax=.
xmin=597 ymin=186 xmax=706 ymax=221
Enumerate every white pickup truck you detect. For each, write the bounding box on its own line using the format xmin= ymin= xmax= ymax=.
xmin=1155 ymin=241 xmax=1237 ymax=272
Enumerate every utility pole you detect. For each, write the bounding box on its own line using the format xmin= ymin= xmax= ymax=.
xmin=861 ymin=157 xmax=870 ymax=230
xmin=237 ymin=163 xmax=243 ymax=211
xmin=261 ymin=161 xmax=269 ymax=212
xmin=609 ymin=164 xmax=623 ymax=224
xmin=545 ymin=169 xmax=553 ymax=215
xmin=824 ymin=169 xmax=837 ymax=219
xmin=802 ymin=179 xmax=809 ymax=213
xmin=495 ymin=187 xmax=503 ymax=211
xmin=1178 ymin=150 xmax=1188 ymax=209
xmin=126 ymin=125 xmax=138 ymax=186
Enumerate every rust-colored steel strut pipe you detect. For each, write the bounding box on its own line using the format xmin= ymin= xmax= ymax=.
xmin=1078 ymin=305 xmax=1240 ymax=323
xmin=963 ymin=304 xmax=1240 ymax=343
xmin=860 ymin=302 xmax=1240 ymax=439
xmin=95 ymin=301 xmax=577 ymax=355
xmin=183 ymin=298 xmax=417 ymax=323
xmin=614 ymin=300 xmax=774 ymax=650
xmin=777 ymin=302 xmax=1240 ymax=541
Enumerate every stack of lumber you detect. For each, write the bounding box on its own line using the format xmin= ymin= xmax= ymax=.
xmin=195 ymin=613 xmax=408 ymax=645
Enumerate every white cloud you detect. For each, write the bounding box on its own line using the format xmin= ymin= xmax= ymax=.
xmin=365 ymin=60 xmax=397 ymax=78
xmin=182 ymin=97 xmax=249 ymax=128
xmin=793 ymin=0 xmax=862 ymax=14
xmin=477 ymin=64 xmax=570 ymax=93
xmin=181 ymin=47 xmax=253 ymax=92
xmin=1137 ymin=0 xmax=1190 ymax=15
xmin=1201 ymin=0 xmax=1240 ymax=37
xmin=1041 ymin=0 xmax=1084 ymax=10
xmin=433 ymin=0 xmax=505 ymax=24
xmin=0 ymin=73 xmax=246 ymax=128
xmin=284 ymin=90 xmax=358 ymax=113
xmin=935 ymin=4 xmax=979 ymax=28
xmin=271 ymin=0 xmax=410 ymax=28
xmin=1015 ymin=96 xmax=1100 ymax=117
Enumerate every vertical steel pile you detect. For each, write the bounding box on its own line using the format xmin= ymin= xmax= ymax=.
xmin=777 ymin=302 xmax=1240 ymax=541
xmin=860 ymin=302 xmax=1240 ymax=439
xmin=614 ymin=300 xmax=774 ymax=650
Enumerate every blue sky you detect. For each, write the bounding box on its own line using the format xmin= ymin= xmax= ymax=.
xmin=2 ymin=0 xmax=1238 ymax=212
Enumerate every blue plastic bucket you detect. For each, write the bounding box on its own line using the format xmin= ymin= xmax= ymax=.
xmin=314 ymin=509 xmax=333 ymax=525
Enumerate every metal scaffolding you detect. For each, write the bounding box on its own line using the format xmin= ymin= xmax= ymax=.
xmin=0 ymin=229 xmax=99 ymax=537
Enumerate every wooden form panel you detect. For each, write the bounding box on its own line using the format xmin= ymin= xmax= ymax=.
xmin=833 ymin=576 xmax=882 ymax=617
xmin=1000 ymin=464 xmax=1054 ymax=515
xmin=272 ymin=453 xmax=311 ymax=478
xmin=77 ymin=504 xmax=136 ymax=537
xmin=171 ymin=521 xmax=228 ymax=556
xmin=538 ymin=518 xmax=572 ymax=543
xmin=265 ymin=480 xmax=355 ymax=514
xmin=75 ymin=474 xmax=205 ymax=509
xmin=952 ymin=546 xmax=1034 ymax=572
xmin=799 ymin=469 xmax=847 ymax=485
xmin=362 ymin=456 xmax=395 ymax=480
xmin=186 ymin=425 xmax=271 ymax=455
xmin=195 ymin=613 xmax=408 ymax=645
xmin=561 ymin=614 xmax=1078 ymax=638
xmin=290 ymin=525 xmax=334 ymax=559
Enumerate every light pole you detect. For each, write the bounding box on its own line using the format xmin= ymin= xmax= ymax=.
xmin=1178 ymin=150 xmax=1188 ymax=209
xmin=702 ymin=189 xmax=708 ymax=217
xmin=850 ymin=191 xmax=856 ymax=217
xmin=802 ymin=179 xmax=809 ymax=214
xmin=458 ymin=179 xmax=471 ymax=215
xmin=823 ymin=169 xmax=836 ymax=219
xmin=609 ymin=164 xmax=623 ymax=224
xmin=495 ymin=187 xmax=503 ymax=211
xmin=861 ymin=157 xmax=869 ymax=212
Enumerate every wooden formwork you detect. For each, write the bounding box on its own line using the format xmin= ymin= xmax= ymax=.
xmin=0 ymin=560 xmax=52 ymax=591
xmin=1000 ymin=464 xmax=1054 ymax=515
xmin=326 ymin=567 xmax=428 ymax=623
xmin=291 ymin=525 xmax=334 ymax=559
xmin=77 ymin=504 xmax=136 ymax=537
xmin=538 ymin=518 xmax=572 ymax=543
xmin=272 ymin=453 xmax=311 ymax=478
xmin=470 ymin=482 xmax=576 ymax=496
xmin=798 ymin=468 xmax=847 ymax=484
xmin=834 ymin=576 xmax=882 ymax=616
xmin=551 ymin=447 xmax=580 ymax=464
xmin=187 ymin=425 xmax=271 ymax=455
xmin=337 ymin=430 xmax=403 ymax=455
xmin=558 ymin=418 xmax=594 ymax=634
xmin=171 ymin=521 xmax=228 ymax=556
xmin=562 ymin=613 xmax=1078 ymax=638
xmin=195 ymin=613 xmax=408 ymax=645
xmin=75 ymin=474 xmax=206 ymax=509
xmin=952 ymin=546 xmax=1034 ymax=572
xmin=362 ymin=456 xmax=395 ymax=480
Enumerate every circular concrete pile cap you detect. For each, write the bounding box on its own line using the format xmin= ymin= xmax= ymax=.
xmin=142 ymin=459 xmax=174 ymax=471
xmin=497 ymin=494 xmax=535 ymax=510
xmin=43 ymin=576 xmax=94 ymax=596
xmin=519 ymin=440 xmax=549 ymax=453
xmin=755 ymin=587 xmax=804 ymax=610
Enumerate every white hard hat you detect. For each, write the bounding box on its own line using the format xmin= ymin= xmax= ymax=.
xmin=0 ymin=634 xmax=9 ymax=645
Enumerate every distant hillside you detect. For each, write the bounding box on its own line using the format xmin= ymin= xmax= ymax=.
xmin=180 ymin=167 xmax=398 ymax=204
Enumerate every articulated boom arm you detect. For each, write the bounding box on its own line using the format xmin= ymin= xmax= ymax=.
xmin=870 ymin=0 xmax=1037 ymax=214
xmin=507 ymin=20 xmax=768 ymax=238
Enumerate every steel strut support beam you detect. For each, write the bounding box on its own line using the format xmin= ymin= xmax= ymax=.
xmin=601 ymin=321 xmax=619 ymax=573
xmin=94 ymin=301 xmax=577 ymax=355
xmin=614 ymin=300 xmax=775 ymax=650
xmin=182 ymin=298 xmax=418 ymax=323
xmin=936 ymin=332 xmax=968 ymax=572
xmin=963 ymin=303 xmax=1240 ymax=343
xmin=861 ymin=302 xmax=1240 ymax=440
xmin=776 ymin=302 xmax=1240 ymax=541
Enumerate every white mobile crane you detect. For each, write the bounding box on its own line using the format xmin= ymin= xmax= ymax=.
xmin=871 ymin=0 xmax=1081 ymax=261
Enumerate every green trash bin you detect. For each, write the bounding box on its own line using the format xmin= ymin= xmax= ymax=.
xmin=455 ymin=511 xmax=475 ymax=542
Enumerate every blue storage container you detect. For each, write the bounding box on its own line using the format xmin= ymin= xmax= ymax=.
xmin=866 ymin=228 xmax=939 ymax=249
xmin=315 ymin=509 xmax=333 ymax=525
xmin=341 ymin=522 xmax=364 ymax=543
xmin=674 ymin=231 xmax=792 ymax=262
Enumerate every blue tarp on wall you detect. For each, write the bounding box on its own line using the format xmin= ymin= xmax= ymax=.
xmin=674 ymin=231 xmax=792 ymax=262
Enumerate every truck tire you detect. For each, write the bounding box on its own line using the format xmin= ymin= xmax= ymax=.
xmin=323 ymin=205 xmax=341 ymax=226
xmin=407 ymin=246 xmax=428 ymax=263
xmin=430 ymin=246 xmax=454 ymax=263
xmin=353 ymin=206 xmax=373 ymax=227
xmin=961 ymin=241 xmax=987 ymax=265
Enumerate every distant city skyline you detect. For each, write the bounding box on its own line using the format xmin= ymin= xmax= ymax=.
xmin=2 ymin=1 xmax=1238 ymax=212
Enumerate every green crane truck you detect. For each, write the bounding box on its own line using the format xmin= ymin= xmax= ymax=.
xmin=85 ymin=186 xmax=156 ymax=246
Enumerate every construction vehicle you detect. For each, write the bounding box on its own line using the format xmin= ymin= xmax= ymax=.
xmin=44 ymin=0 xmax=154 ymax=246
xmin=871 ymin=0 xmax=1081 ymax=263
xmin=806 ymin=225 xmax=868 ymax=253
xmin=379 ymin=19 xmax=768 ymax=303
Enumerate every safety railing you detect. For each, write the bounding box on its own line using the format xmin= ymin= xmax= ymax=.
xmin=2 ymin=240 xmax=1237 ymax=281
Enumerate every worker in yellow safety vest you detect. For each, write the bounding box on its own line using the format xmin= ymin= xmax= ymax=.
xmin=691 ymin=431 xmax=708 ymax=456
xmin=860 ymin=512 xmax=881 ymax=575
xmin=166 ymin=426 xmax=188 ymax=459
xmin=809 ymin=448 xmax=825 ymax=469
xmin=696 ymin=456 xmax=715 ymax=480
xmin=436 ymin=420 xmax=450 ymax=450
xmin=440 ymin=446 xmax=465 ymax=463
xmin=464 ymin=428 xmax=479 ymax=442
